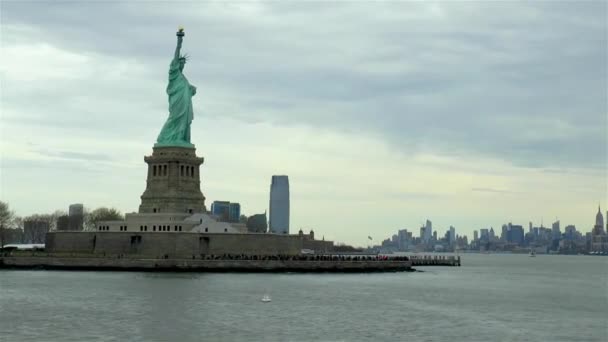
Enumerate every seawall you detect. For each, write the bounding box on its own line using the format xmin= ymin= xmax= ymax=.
xmin=0 ymin=256 xmax=413 ymax=273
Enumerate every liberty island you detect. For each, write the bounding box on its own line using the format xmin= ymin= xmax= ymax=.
xmin=0 ymin=29 xmax=457 ymax=272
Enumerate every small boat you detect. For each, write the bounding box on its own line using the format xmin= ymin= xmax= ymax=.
xmin=529 ymin=251 xmax=536 ymax=257
xmin=261 ymin=294 xmax=272 ymax=303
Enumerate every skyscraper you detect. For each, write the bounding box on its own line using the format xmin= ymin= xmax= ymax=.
xmin=509 ymin=224 xmax=524 ymax=245
xmin=424 ymin=219 xmax=432 ymax=242
xmin=551 ymin=220 xmax=561 ymax=239
xmin=269 ymin=175 xmax=290 ymax=234
xmin=449 ymin=226 xmax=456 ymax=245
xmin=595 ymin=205 xmax=604 ymax=228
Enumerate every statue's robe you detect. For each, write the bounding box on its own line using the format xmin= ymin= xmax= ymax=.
xmin=156 ymin=58 xmax=195 ymax=146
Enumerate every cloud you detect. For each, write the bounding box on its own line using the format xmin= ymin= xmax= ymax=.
xmin=471 ymin=187 xmax=519 ymax=195
xmin=1 ymin=1 xmax=605 ymax=170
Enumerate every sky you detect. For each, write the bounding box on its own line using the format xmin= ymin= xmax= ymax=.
xmin=0 ymin=1 xmax=606 ymax=246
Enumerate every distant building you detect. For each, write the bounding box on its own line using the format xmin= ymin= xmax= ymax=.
xmin=269 ymin=175 xmax=290 ymax=234
xmin=68 ymin=203 xmax=84 ymax=231
xmin=592 ymin=205 xmax=605 ymax=235
xmin=596 ymin=205 xmax=604 ymax=228
xmin=228 ymin=203 xmax=240 ymax=223
xmin=210 ymin=201 xmax=241 ymax=223
xmin=210 ymin=201 xmax=230 ymax=221
xmin=551 ymin=220 xmax=561 ymax=240
xmin=69 ymin=203 xmax=84 ymax=216
xmin=564 ymin=225 xmax=577 ymax=240
xmin=424 ymin=219 xmax=432 ymax=242
xmin=246 ymin=212 xmax=267 ymax=233
xmin=397 ymin=229 xmax=412 ymax=251
xmin=449 ymin=226 xmax=456 ymax=245
xmin=501 ymin=224 xmax=509 ymax=242
xmin=480 ymin=228 xmax=489 ymax=242
xmin=473 ymin=230 xmax=479 ymax=242
xmin=591 ymin=205 xmax=608 ymax=252
xmin=509 ymin=224 xmax=524 ymax=245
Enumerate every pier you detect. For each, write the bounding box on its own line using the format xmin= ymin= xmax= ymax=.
xmin=0 ymin=254 xmax=412 ymax=273
xmin=0 ymin=252 xmax=461 ymax=272
xmin=409 ymin=255 xmax=461 ymax=267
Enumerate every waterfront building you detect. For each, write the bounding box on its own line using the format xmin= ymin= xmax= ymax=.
xmin=473 ymin=230 xmax=478 ymax=242
xmin=269 ymin=175 xmax=290 ymax=234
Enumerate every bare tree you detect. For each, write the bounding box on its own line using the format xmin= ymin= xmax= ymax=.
xmin=84 ymin=207 xmax=124 ymax=230
xmin=49 ymin=210 xmax=67 ymax=231
xmin=0 ymin=201 xmax=15 ymax=247
xmin=23 ymin=214 xmax=52 ymax=244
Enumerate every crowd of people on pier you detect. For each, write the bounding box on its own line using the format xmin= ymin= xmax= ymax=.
xmin=182 ymin=254 xmax=411 ymax=262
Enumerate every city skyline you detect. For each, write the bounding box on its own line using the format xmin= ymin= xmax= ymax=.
xmin=1 ymin=2 xmax=606 ymax=246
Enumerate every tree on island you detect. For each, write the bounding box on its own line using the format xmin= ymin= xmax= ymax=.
xmin=84 ymin=207 xmax=125 ymax=231
xmin=0 ymin=201 xmax=16 ymax=247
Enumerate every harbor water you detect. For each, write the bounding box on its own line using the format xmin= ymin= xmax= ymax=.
xmin=1 ymin=254 xmax=606 ymax=341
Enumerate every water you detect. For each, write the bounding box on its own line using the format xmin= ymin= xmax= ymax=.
xmin=1 ymin=254 xmax=606 ymax=341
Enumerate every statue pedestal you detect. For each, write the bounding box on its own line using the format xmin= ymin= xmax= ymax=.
xmin=139 ymin=146 xmax=206 ymax=214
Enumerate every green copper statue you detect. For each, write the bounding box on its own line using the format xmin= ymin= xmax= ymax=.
xmin=155 ymin=27 xmax=197 ymax=148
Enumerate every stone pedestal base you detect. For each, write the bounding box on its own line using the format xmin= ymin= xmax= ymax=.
xmin=139 ymin=146 xmax=206 ymax=214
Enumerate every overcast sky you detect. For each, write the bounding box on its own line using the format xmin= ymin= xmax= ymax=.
xmin=1 ymin=1 xmax=606 ymax=246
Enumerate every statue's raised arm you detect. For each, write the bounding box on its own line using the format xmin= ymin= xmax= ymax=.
xmin=174 ymin=27 xmax=184 ymax=61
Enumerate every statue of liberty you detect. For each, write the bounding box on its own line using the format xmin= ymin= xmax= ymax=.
xmin=155 ymin=27 xmax=197 ymax=148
